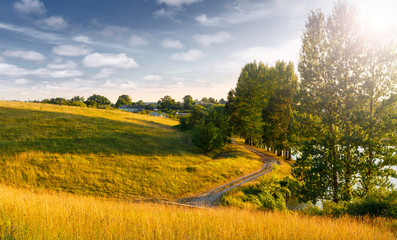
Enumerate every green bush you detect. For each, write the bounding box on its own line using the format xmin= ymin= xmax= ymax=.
xmin=347 ymin=191 xmax=397 ymax=218
xmin=302 ymin=191 xmax=397 ymax=218
xmin=191 ymin=122 xmax=224 ymax=153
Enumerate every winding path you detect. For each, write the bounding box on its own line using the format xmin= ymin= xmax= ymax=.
xmin=174 ymin=141 xmax=279 ymax=207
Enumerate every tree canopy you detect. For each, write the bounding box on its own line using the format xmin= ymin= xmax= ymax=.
xmin=292 ymin=1 xmax=397 ymax=203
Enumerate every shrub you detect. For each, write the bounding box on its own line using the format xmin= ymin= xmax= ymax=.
xmin=347 ymin=191 xmax=397 ymax=218
xmin=191 ymin=122 xmax=224 ymax=153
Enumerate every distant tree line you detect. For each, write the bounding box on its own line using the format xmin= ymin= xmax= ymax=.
xmin=39 ymin=93 xmax=226 ymax=119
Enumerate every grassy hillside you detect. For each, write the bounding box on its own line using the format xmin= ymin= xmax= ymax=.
xmin=0 ymin=101 xmax=262 ymax=199
xmin=0 ymin=185 xmax=394 ymax=239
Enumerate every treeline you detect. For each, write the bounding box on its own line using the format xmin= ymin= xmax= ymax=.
xmin=226 ymin=1 xmax=397 ymax=205
xmin=41 ymin=95 xmax=111 ymax=108
xmin=38 ymin=94 xmax=225 ymax=117
xmin=182 ymin=1 xmax=397 ymax=216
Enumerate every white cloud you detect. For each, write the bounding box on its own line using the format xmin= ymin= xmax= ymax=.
xmin=3 ymin=50 xmax=46 ymax=62
xmin=195 ymin=2 xmax=273 ymax=27
xmin=170 ymin=49 xmax=205 ymax=61
xmin=120 ymin=81 xmax=137 ymax=89
xmin=0 ymin=63 xmax=30 ymax=76
xmin=143 ymin=74 xmax=163 ymax=81
xmin=193 ymin=31 xmax=232 ymax=46
xmin=0 ymin=22 xmax=63 ymax=44
xmin=43 ymin=69 xmax=84 ymax=78
xmin=73 ymin=35 xmax=91 ymax=44
xmin=14 ymin=0 xmax=46 ymax=16
xmin=14 ymin=78 xmax=30 ymax=85
xmin=157 ymin=0 xmax=201 ymax=7
xmin=102 ymin=80 xmax=119 ymax=88
xmin=129 ymin=35 xmax=148 ymax=47
xmin=160 ymin=38 xmax=184 ymax=49
xmin=231 ymin=38 xmax=300 ymax=65
xmin=83 ymin=53 xmax=139 ymax=69
xmin=47 ymin=57 xmax=77 ymax=69
xmin=39 ymin=16 xmax=68 ymax=30
xmin=195 ymin=14 xmax=221 ymax=27
xmin=0 ymin=63 xmax=83 ymax=78
xmin=153 ymin=8 xmax=179 ymax=21
xmin=93 ymin=68 xmax=115 ymax=79
xmin=52 ymin=45 xmax=93 ymax=56
xmin=0 ymin=56 xmax=4 ymax=62
xmin=98 ymin=25 xmax=129 ymax=40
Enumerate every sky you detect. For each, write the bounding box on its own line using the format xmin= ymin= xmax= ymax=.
xmin=0 ymin=0 xmax=396 ymax=103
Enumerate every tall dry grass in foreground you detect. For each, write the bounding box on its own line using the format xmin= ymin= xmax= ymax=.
xmin=0 ymin=185 xmax=394 ymax=240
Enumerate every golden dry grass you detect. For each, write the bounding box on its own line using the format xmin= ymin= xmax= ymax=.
xmin=0 ymin=185 xmax=394 ymax=240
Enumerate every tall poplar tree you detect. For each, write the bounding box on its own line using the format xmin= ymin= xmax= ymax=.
xmin=262 ymin=61 xmax=298 ymax=157
xmin=233 ymin=62 xmax=273 ymax=146
xmin=356 ymin=27 xmax=397 ymax=195
xmin=293 ymin=1 xmax=397 ymax=203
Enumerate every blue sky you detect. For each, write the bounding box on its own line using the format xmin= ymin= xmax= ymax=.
xmin=0 ymin=0 xmax=396 ymax=102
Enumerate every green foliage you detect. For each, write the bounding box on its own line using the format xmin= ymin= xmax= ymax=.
xmin=302 ymin=190 xmax=397 ymax=219
xmin=231 ymin=61 xmax=272 ymax=146
xmin=115 ymin=94 xmax=132 ymax=108
xmin=191 ymin=122 xmax=224 ymax=153
xmin=293 ymin=1 xmax=397 ymax=203
xmin=183 ymin=95 xmax=193 ymax=110
xmin=347 ymin=191 xmax=397 ymax=218
xmin=85 ymin=94 xmax=111 ymax=108
xmin=69 ymin=101 xmax=87 ymax=107
xmin=262 ymin=61 xmax=297 ymax=153
xmin=84 ymin=99 xmax=97 ymax=108
xmin=180 ymin=105 xmax=231 ymax=153
xmin=228 ymin=61 xmax=297 ymax=150
xmin=158 ymin=95 xmax=179 ymax=111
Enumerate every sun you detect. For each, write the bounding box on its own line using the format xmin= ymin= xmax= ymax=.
xmin=356 ymin=0 xmax=397 ymax=33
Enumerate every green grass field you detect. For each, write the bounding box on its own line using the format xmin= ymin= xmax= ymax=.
xmin=0 ymin=101 xmax=262 ymax=199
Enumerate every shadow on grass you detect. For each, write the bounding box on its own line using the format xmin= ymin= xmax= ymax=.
xmin=0 ymin=108 xmax=193 ymax=156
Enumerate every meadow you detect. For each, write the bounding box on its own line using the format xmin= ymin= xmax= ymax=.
xmin=0 ymin=185 xmax=394 ymax=239
xmin=0 ymin=101 xmax=262 ymax=199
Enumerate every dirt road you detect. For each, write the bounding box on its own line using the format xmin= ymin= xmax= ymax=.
xmin=177 ymin=142 xmax=279 ymax=207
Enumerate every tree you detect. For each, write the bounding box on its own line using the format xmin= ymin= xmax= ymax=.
xmin=136 ymin=100 xmax=144 ymax=106
xmin=262 ymin=61 xmax=298 ymax=157
xmin=179 ymin=104 xmax=231 ymax=153
xmin=115 ymin=95 xmax=132 ymax=108
xmin=293 ymin=3 xmax=361 ymax=203
xmin=293 ymin=1 xmax=397 ymax=203
xmin=356 ymin=31 xmax=397 ymax=196
xmin=69 ymin=96 xmax=85 ymax=102
xmin=208 ymin=97 xmax=217 ymax=104
xmin=157 ymin=95 xmax=176 ymax=110
xmin=183 ymin=95 xmax=193 ymax=110
xmin=50 ymin=97 xmax=67 ymax=105
xmin=201 ymin=97 xmax=209 ymax=103
xmin=191 ymin=122 xmax=224 ymax=154
xmin=86 ymin=94 xmax=111 ymax=107
xmin=231 ymin=61 xmax=275 ymax=146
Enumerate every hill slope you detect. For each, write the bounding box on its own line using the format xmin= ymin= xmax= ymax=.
xmin=0 ymin=101 xmax=261 ymax=199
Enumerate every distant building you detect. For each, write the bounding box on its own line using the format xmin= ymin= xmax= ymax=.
xmin=149 ymin=112 xmax=166 ymax=118
xmin=118 ymin=105 xmax=146 ymax=113
xmin=176 ymin=112 xmax=189 ymax=117
xmin=219 ymin=99 xmax=228 ymax=104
